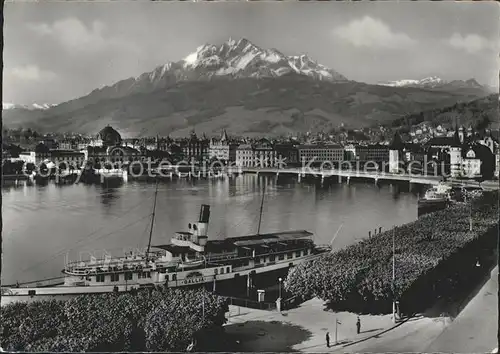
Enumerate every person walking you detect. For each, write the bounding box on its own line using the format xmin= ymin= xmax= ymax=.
xmin=326 ymin=331 xmax=330 ymax=348
xmin=356 ymin=316 xmax=361 ymax=334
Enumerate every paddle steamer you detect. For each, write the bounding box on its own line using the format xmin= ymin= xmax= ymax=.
xmin=1 ymin=182 xmax=329 ymax=305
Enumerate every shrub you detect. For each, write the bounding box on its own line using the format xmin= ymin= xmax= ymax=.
xmin=1 ymin=287 xmax=229 ymax=352
xmin=285 ymin=191 xmax=498 ymax=314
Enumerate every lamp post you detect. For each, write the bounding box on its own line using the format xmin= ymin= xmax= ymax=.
xmin=469 ymin=197 xmax=473 ymax=232
xmin=464 ymin=193 xmax=472 ymax=232
xmin=392 ymin=226 xmax=397 ymax=323
xmin=202 ymin=293 xmax=205 ymax=322
xmin=278 ymin=277 xmax=283 ymax=299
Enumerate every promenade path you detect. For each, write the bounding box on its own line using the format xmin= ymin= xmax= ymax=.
xmin=425 ymin=266 xmax=498 ymax=353
xmin=223 ymin=267 xmax=498 ymax=352
xmin=224 ymin=298 xmax=398 ymax=352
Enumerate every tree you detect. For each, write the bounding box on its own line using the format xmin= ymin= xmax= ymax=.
xmin=22 ymin=128 xmax=33 ymax=140
xmin=474 ymin=114 xmax=491 ymax=132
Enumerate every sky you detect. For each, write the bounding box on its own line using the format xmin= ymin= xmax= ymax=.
xmin=3 ymin=2 xmax=499 ymax=105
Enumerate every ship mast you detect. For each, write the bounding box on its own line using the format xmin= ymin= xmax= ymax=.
xmin=256 ymin=183 xmax=265 ymax=236
xmin=146 ymin=179 xmax=159 ymax=261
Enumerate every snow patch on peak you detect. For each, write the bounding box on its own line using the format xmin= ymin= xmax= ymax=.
xmin=235 ymin=51 xmax=259 ymax=71
xmin=3 ymin=102 xmax=56 ymax=110
xmin=184 ymin=51 xmax=199 ymax=66
xmin=260 ymin=50 xmax=285 ymax=64
xmin=32 ymin=103 xmax=56 ymax=110
xmin=379 ymin=76 xmax=447 ymax=88
xmin=3 ymin=103 xmax=17 ymax=110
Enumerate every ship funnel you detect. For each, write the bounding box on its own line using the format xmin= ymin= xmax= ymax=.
xmin=199 ymin=204 xmax=210 ymax=223
xmin=196 ymin=204 xmax=210 ymax=240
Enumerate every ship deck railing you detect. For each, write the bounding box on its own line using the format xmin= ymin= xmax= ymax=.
xmin=64 ymin=252 xmax=167 ymax=272
xmin=64 ymin=244 xmax=322 ymax=274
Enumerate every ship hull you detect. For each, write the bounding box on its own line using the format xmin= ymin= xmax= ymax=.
xmin=1 ymin=252 xmax=324 ymax=306
xmin=417 ymin=199 xmax=450 ymax=217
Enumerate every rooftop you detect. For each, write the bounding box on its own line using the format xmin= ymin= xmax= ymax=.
xmin=227 ymin=230 xmax=314 ymax=246
xmin=153 ymin=244 xmax=195 ymax=254
xmin=297 ymin=144 xmax=342 ymax=149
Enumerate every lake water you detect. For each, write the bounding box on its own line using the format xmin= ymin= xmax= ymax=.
xmin=1 ymin=175 xmax=422 ymax=284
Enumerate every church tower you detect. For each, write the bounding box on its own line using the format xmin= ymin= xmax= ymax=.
xmin=458 ymin=126 xmax=465 ymax=144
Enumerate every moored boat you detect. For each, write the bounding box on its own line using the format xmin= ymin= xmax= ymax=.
xmin=1 ymin=182 xmax=329 ymax=305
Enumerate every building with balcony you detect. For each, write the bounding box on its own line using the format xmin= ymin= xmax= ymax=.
xmin=235 ymin=139 xmax=279 ymax=168
xmin=235 ymin=144 xmax=254 ymax=167
xmin=254 ymin=139 xmax=276 ymax=168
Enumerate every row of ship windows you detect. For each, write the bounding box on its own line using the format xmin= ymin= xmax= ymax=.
xmin=93 ymin=251 xmax=308 ymax=283
xmin=256 ymin=250 xmax=308 ymax=263
xmin=95 ymin=271 xmax=151 ymax=283
xmin=214 ymin=266 xmax=231 ymax=275
xmin=299 ymin=150 xmax=343 ymax=154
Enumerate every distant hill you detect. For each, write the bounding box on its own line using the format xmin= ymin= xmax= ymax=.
xmin=2 ymin=38 xmax=492 ymax=137
xmin=388 ymin=94 xmax=499 ymax=131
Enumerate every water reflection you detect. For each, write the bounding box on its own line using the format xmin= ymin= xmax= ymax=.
xmin=100 ymin=187 xmax=119 ymax=208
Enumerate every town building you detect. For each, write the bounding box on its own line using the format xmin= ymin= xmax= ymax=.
xmin=273 ymin=143 xmax=299 ymax=167
xmin=424 ymin=134 xmax=462 ymax=164
xmin=254 ymin=139 xmax=277 ymax=168
xmin=87 ymin=125 xmax=123 ymax=148
xmin=209 ymin=130 xmax=238 ymax=164
xmin=495 ymin=150 xmax=500 ymax=178
xmin=235 ymin=144 xmax=254 ymax=167
xmin=461 ymin=148 xmax=482 ymax=178
xmin=180 ymin=131 xmax=209 ymax=163
xmin=235 ymin=139 xmax=279 ymax=168
xmin=19 ymin=143 xmax=52 ymax=165
xmin=343 ymin=144 xmax=356 ymax=162
xmin=84 ymin=126 xmax=143 ymax=167
xmin=58 ymin=138 xmax=91 ymax=151
xmin=297 ymin=144 xmax=344 ymax=167
xmin=354 ymin=144 xmax=389 ymax=164
xmin=49 ymin=150 xmax=86 ymax=169
xmin=18 ymin=143 xmax=85 ymax=168
xmin=388 ymin=133 xmax=404 ymax=173
xmin=84 ymin=145 xmax=143 ymax=167
xmin=39 ymin=137 xmax=58 ymax=150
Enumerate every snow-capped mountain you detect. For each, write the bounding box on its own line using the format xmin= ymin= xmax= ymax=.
xmin=378 ymin=76 xmax=485 ymax=90
xmin=78 ymin=38 xmax=347 ymax=106
xmin=379 ymin=76 xmax=447 ymax=88
xmin=180 ymin=38 xmax=347 ymax=81
xmin=2 ymin=102 xmax=56 ymax=110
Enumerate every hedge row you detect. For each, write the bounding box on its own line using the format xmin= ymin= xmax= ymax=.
xmin=1 ymin=287 xmax=229 ymax=352
xmin=285 ymin=191 xmax=498 ymax=314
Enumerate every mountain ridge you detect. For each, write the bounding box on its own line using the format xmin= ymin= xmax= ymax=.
xmin=3 ymin=103 xmax=57 ymax=111
xmin=378 ymin=76 xmax=489 ymax=91
xmin=2 ymin=38 xmax=492 ymax=136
